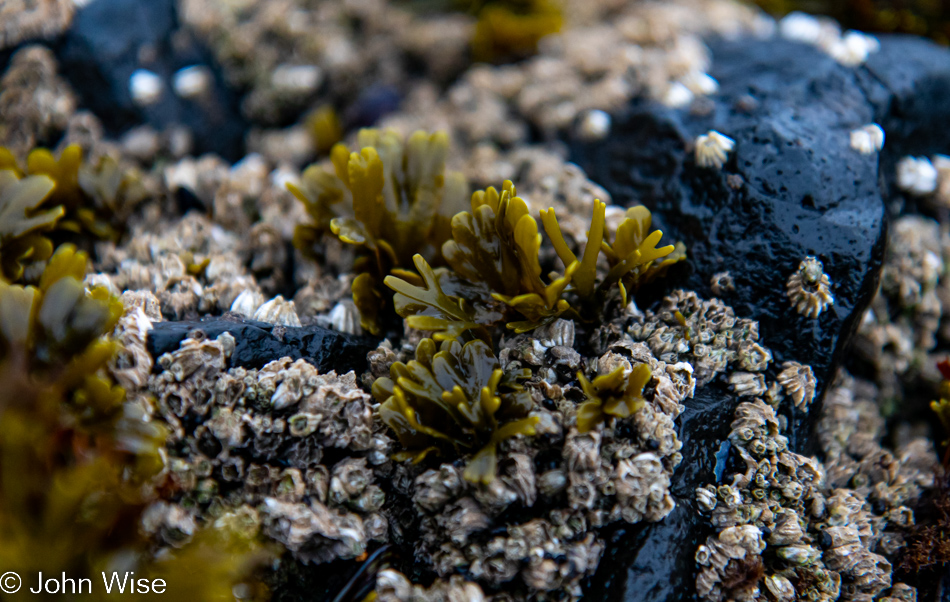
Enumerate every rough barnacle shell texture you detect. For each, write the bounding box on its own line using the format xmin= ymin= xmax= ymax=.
xmin=253 ymin=295 xmax=301 ymax=326
xmin=261 ymin=358 xmax=376 ymax=451
xmin=109 ymin=293 xmax=158 ymax=391
xmin=614 ymin=452 xmax=675 ymax=523
xmin=376 ymin=569 xmax=485 ymax=602
xmin=625 ymin=289 xmax=760 ymax=386
xmin=776 ymin=361 xmax=816 ymax=411
xmin=787 ymin=256 xmax=834 ymax=319
xmin=260 ymin=497 xmax=372 ymax=564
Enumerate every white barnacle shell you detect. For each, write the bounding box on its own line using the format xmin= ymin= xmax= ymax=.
xmin=577 ymin=109 xmax=611 ymax=141
xmin=777 ymin=544 xmax=820 ymax=565
xmin=231 ymin=288 xmax=264 ymax=318
xmin=130 ymin=69 xmax=163 ymax=106
xmin=329 ymin=301 xmax=362 ymax=335
xmin=850 ymin=124 xmax=885 ymax=154
xmin=254 ymin=295 xmax=301 ymax=326
xmin=173 ymin=65 xmax=212 ymax=99
xmin=779 ymin=12 xmax=823 ymax=44
xmin=736 ymin=341 xmax=772 ymax=372
xmin=777 ymin=361 xmax=816 ymax=410
xmin=829 ymin=31 xmax=880 ymax=66
xmin=271 ymin=64 xmax=323 ymax=94
xmin=288 ymin=413 xmax=321 ymax=437
xmin=764 ymin=574 xmax=796 ymax=602
xmin=897 ymin=156 xmax=938 ymax=196
xmin=769 ymin=510 xmax=804 ymax=545
xmin=695 ymin=131 xmax=735 ymax=169
xmin=375 ymin=570 xmax=416 ymax=602
xmin=729 ymin=372 xmax=766 ymax=397
xmin=786 ymin=256 xmax=834 ymax=318
xmin=696 ymin=486 xmax=717 ymax=512
xmin=680 ymin=71 xmax=719 ymax=96
xmin=663 ymin=82 xmax=694 ymax=108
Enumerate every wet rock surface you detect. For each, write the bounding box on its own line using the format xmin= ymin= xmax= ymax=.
xmin=572 ymin=35 xmax=950 ymax=602
xmin=54 ymin=0 xmax=246 ymax=160
xmin=147 ymin=316 xmax=378 ymax=375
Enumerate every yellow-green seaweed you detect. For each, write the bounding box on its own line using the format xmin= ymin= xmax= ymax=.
xmin=290 ymin=129 xmax=469 ymax=334
xmin=576 ymin=362 xmax=652 ymax=433
xmin=372 ymin=337 xmax=538 ymax=484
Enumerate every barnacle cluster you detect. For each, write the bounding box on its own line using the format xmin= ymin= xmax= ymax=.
xmin=624 ymin=289 xmax=766 ymax=386
xmin=290 ymin=128 xmax=469 ymax=334
xmin=694 ymin=373 xmax=936 ymax=602
xmin=854 ymin=215 xmax=950 ymax=407
xmin=142 ymin=331 xmax=392 ymax=565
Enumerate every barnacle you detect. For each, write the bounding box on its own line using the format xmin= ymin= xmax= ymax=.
xmin=850 ymin=124 xmax=885 ymax=155
xmin=695 ymin=131 xmax=736 ymax=169
xmin=786 ymin=256 xmax=834 ymax=318
xmin=289 ymin=129 xmax=469 ymax=334
xmin=575 ymin=362 xmax=652 ymax=433
xmin=542 ymin=201 xmax=686 ymax=308
xmin=371 ymin=337 xmax=539 ymax=484
xmin=0 ymin=168 xmax=60 ymax=282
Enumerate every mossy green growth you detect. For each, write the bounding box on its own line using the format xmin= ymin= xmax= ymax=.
xmin=576 ymin=362 xmax=652 ymax=433
xmin=289 ymin=129 xmax=470 ymax=335
xmin=372 ymin=337 xmax=539 ymax=484
xmin=386 ymin=181 xmax=684 ymax=335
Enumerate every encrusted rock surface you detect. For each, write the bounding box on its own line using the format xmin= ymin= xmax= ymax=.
xmin=573 ymin=35 xmax=950 ymax=602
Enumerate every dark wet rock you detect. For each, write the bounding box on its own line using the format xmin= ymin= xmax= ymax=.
xmin=572 ymin=35 xmax=950 ymax=602
xmin=147 ymin=316 xmax=378 ymax=375
xmin=54 ymin=0 xmax=246 ymax=160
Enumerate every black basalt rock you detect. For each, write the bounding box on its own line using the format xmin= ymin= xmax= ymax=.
xmin=54 ymin=0 xmax=247 ymax=160
xmin=146 ymin=316 xmax=378 ymax=375
xmin=571 ymin=35 xmax=950 ymax=602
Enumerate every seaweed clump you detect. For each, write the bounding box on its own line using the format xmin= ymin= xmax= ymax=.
xmin=470 ymin=0 xmax=563 ymax=62
xmin=371 ymin=337 xmax=539 ymax=484
xmin=0 ymin=243 xmax=272 ymax=599
xmin=576 ymin=362 xmax=652 ymax=433
xmin=289 ymin=129 xmax=469 ymax=335
xmin=0 ymin=144 xmax=146 ymax=243
xmin=0 ymin=166 xmax=59 ymax=282
xmin=387 ymin=181 xmax=684 ymax=335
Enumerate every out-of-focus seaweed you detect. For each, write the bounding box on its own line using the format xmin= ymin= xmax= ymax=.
xmin=290 ymin=129 xmax=470 ymax=334
xmin=0 ymin=243 xmax=272 ymax=600
xmin=471 ymin=0 xmax=563 ymax=62
xmin=0 ymin=145 xmax=147 ymax=243
xmin=0 ymin=168 xmax=60 ymax=282
xmin=372 ymin=337 xmax=538 ymax=484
